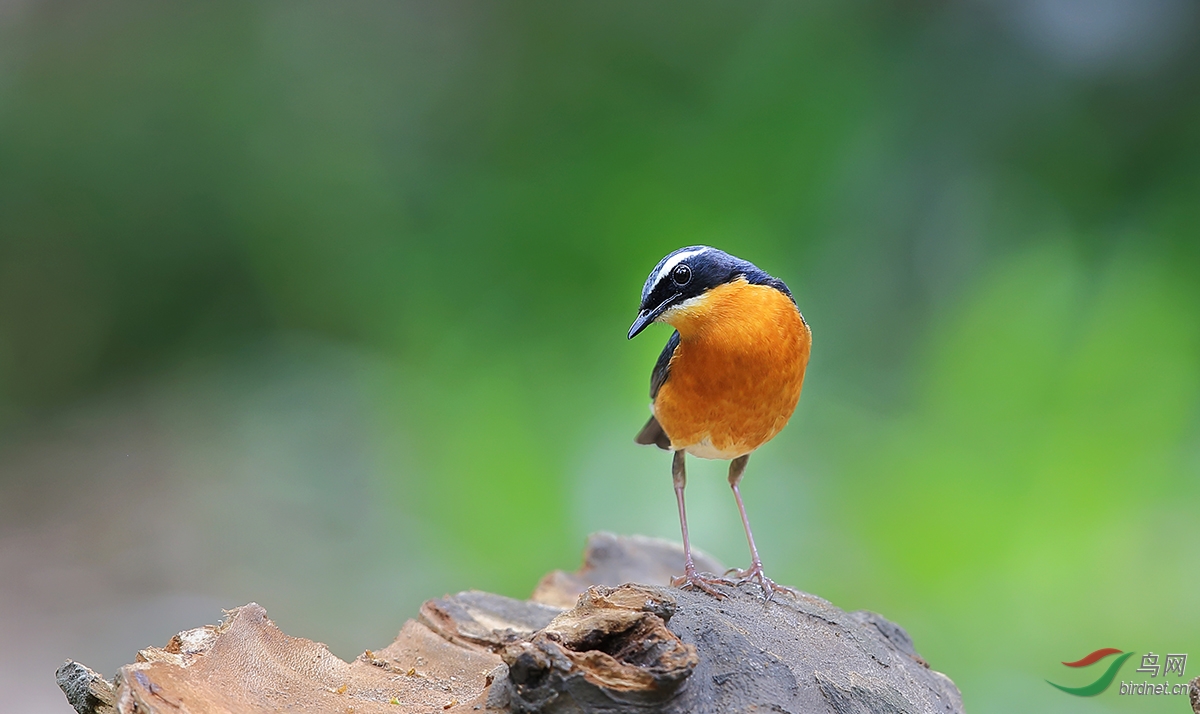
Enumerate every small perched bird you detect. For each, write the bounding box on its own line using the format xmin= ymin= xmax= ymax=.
xmin=628 ymin=246 xmax=811 ymax=599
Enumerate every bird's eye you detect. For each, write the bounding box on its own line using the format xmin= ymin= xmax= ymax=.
xmin=672 ymin=264 xmax=692 ymax=286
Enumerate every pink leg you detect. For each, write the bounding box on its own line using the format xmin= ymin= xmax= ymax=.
xmin=669 ymin=450 xmax=729 ymax=599
xmin=725 ymin=455 xmax=796 ymax=600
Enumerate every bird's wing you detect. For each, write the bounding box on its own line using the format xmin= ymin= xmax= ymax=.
xmin=649 ymin=330 xmax=681 ymax=399
xmin=633 ymin=331 xmax=681 ymax=453
xmin=635 ymin=331 xmax=680 ymax=450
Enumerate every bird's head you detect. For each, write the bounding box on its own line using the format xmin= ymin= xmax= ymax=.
xmin=627 ymin=246 xmax=791 ymax=339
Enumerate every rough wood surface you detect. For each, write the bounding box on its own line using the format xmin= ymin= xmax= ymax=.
xmin=58 ymin=532 xmax=963 ymax=714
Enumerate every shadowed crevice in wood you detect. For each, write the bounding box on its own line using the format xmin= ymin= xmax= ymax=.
xmin=495 ymin=584 xmax=698 ymax=712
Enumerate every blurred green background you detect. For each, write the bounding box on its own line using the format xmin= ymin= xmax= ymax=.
xmin=2 ymin=2 xmax=1198 ymax=712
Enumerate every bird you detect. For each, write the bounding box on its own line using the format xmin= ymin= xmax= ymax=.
xmin=628 ymin=246 xmax=811 ymax=599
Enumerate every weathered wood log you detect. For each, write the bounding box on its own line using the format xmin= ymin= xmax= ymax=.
xmin=57 ymin=532 xmax=963 ymax=713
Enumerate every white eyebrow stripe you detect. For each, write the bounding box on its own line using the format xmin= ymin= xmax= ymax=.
xmin=651 ymin=247 xmax=708 ymax=292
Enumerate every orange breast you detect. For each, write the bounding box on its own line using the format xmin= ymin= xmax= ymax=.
xmin=653 ymin=279 xmax=810 ymax=459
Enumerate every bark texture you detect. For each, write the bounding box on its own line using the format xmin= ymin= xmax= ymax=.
xmin=58 ymin=532 xmax=962 ymax=714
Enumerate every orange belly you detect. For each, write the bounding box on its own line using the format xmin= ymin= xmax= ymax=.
xmin=653 ymin=279 xmax=810 ymax=459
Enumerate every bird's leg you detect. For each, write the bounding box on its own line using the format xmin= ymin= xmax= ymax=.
xmin=668 ymin=450 xmax=727 ymax=599
xmin=724 ymin=455 xmax=797 ymax=600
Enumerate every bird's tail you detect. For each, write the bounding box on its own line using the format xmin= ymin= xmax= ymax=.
xmin=635 ymin=415 xmax=672 ymax=450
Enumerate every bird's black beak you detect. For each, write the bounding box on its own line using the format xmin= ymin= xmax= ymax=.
xmin=627 ymin=294 xmax=680 ymax=339
xmin=627 ymin=310 xmax=653 ymax=340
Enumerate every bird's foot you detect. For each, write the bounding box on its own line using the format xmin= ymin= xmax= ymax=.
xmin=671 ymin=565 xmax=731 ymax=599
xmin=724 ymin=562 xmax=797 ymax=601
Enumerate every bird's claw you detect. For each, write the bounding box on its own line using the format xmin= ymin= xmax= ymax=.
xmin=724 ymin=562 xmax=797 ymax=601
xmin=671 ymin=567 xmax=732 ymax=599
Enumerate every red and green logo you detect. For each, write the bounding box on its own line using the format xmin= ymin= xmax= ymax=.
xmin=1047 ymin=648 xmax=1134 ymax=696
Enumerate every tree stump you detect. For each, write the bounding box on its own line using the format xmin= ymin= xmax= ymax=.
xmin=57 ymin=533 xmax=963 ymax=713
